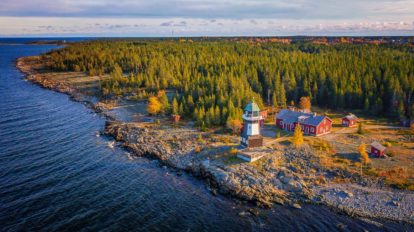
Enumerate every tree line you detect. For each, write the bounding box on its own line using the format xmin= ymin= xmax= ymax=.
xmin=46 ymin=39 xmax=414 ymax=128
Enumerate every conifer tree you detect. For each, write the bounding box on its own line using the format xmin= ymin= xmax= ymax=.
xmin=172 ymin=98 xmax=179 ymax=115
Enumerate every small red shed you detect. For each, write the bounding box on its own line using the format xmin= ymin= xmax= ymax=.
xmin=342 ymin=114 xmax=358 ymax=127
xmin=171 ymin=114 xmax=181 ymax=123
xmin=370 ymin=141 xmax=386 ymax=157
xmin=259 ymin=110 xmax=268 ymax=127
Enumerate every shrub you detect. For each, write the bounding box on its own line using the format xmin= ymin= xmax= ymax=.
xmin=196 ymin=134 xmax=203 ymax=143
xmin=221 ymin=136 xmax=230 ymax=144
xmin=194 ymin=146 xmax=201 ymax=153
xmin=357 ymin=122 xmax=364 ymax=134
xmin=229 ymin=147 xmax=238 ymax=155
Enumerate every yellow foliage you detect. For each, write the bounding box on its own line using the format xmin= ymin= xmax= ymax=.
xmin=359 ymin=143 xmax=370 ymax=165
xmin=147 ymin=96 xmax=162 ymax=115
xmin=194 ymin=146 xmax=201 ymax=153
xmin=229 ymin=148 xmax=238 ymax=155
xmin=226 ymin=119 xmax=242 ymax=134
xmin=292 ymin=124 xmax=304 ymax=147
xmin=299 ymin=96 xmax=311 ymax=110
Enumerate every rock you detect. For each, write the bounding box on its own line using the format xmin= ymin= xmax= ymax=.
xmin=256 ymin=199 xmax=273 ymax=208
xmin=238 ymin=211 xmax=249 ymax=217
xmin=390 ymin=201 xmax=400 ymax=207
xmin=273 ymin=197 xmax=285 ymax=205
xmin=201 ymin=159 xmax=210 ymax=168
xmin=337 ymin=190 xmax=353 ymax=198
xmin=292 ymin=203 xmax=302 ymax=209
xmin=285 ymin=179 xmax=303 ymax=192
xmin=248 ymin=208 xmax=260 ymax=216
xmin=336 ymin=223 xmax=347 ymax=230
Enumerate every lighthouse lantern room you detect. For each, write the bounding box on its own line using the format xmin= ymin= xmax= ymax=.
xmin=241 ymin=99 xmax=263 ymax=147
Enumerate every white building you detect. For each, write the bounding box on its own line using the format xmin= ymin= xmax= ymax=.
xmin=240 ymin=100 xmax=263 ymax=147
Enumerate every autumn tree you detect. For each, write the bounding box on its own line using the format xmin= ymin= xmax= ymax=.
xmin=292 ymin=123 xmax=304 ymax=147
xmin=358 ymin=143 xmax=370 ymax=175
xmin=226 ymin=119 xmax=242 ymax=134
xmin=147 ymin=96 xmax=162 ymax=115
xmin=299 ymin=96 xmax=311 ymax=111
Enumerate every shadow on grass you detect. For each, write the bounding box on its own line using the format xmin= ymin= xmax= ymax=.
xmin=333 ymin=152 xmax=360 ymax=162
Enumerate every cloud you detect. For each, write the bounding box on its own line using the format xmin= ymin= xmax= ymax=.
xmin=0 ymin=0 xmax=413 ymax=36
xmin=0 ymin=0 xmax=413 ymax=21
xmin=0 ymin=17 xmax=412 ymax=37
xmin=160 ymin=20 xmax=187 ymax=27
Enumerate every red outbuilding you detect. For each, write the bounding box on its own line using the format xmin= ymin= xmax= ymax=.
xmin=171 ymin=114 xmax=181 ymax=123
xmin=370 ymin=141 xmax=386 ymax=157
xmin=342 ymin=114 xmax=358 ymax=127
xmin=259 ymin=110 xmax=268 ymax=127
xmin=275 ymin=109 xmax=332 ymax=136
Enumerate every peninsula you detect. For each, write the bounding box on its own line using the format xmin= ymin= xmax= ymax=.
xmin=17 ymin=38 xmax=414 ymax=225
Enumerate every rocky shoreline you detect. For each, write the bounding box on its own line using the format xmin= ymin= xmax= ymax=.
xmin=16 ymin=56 xmax=414 ymax=226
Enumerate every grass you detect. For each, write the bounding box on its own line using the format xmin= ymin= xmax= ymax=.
xmin=365 ymin=166 xmax=414 ymax=190
xmin=223 ymin=155 xmax=240 ymax=165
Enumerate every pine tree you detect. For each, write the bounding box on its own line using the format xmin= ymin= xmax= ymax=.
xmin=279 ymin=84 xmax=287 ymax=108
xmin=187 ymin=95 xmax=194 ymax=112
xmin=214 ymin=105 xmax=221 ymax=125
xmin=272 ymin=92 xmax=278 ymax=107
xmin=157 ymin=90 xmax=170 ymax=113
xmin=172 ymin=98 xmax=179 ymax=115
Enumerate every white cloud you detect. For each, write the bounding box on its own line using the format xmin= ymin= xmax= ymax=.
xmin=0 ymin=0 xmax=413 ymax=36
xmin=0 ymin=17 xmax=413 ymax=36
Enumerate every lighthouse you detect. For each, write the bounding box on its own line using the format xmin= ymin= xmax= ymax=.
xmin=240 ymin=99 xmax=263 ymax=147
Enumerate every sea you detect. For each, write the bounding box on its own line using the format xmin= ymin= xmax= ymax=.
xmin=0 ymin=38 xmax=412 ymax=231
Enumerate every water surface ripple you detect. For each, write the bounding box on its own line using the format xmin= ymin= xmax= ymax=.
xmin=0 ymin=42 xmax=412 ymax=232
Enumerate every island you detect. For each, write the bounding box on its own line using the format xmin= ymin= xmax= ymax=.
xmin=17 ymin=37 xmax=414 ymax=225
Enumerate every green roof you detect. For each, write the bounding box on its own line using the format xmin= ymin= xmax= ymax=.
xmin=244 ymin=101 xmax=260 ymax=112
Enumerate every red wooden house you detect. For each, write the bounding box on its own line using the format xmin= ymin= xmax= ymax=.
xmin=342 ymin=114 xmax=358 ymax=127
xmin=275 ymin=109 xmax=332 ymax=136
xmin=371 ymin=141 xmax=386 ymax=157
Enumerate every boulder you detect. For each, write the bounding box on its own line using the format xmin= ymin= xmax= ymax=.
xmin=337 ymin=190 xmax=353 ymax=198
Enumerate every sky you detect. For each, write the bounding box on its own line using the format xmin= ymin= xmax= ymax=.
xmin=0 ymin=0 xmax=413 ymax=37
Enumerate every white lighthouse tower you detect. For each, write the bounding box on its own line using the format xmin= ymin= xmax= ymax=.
xmin=241 ymin=99 xmax=263 ymax=147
